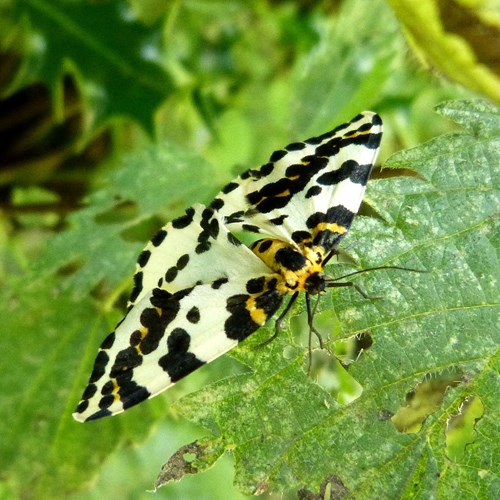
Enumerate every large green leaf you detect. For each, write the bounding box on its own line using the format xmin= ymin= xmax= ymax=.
xmin=160 ymin=99 xmax=499 ymax=496
xmin=11 ymin=0 xmax=171 ymax=132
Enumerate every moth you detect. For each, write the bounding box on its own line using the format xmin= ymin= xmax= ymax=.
xmin=73 ymin=112 xmax=382 ymax=422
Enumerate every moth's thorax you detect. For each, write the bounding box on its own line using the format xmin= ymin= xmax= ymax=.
xmin=251 ymin=238 xmax=326 ymax=294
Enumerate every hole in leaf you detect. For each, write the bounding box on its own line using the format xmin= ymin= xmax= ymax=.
xmin=308 ymin=350 xmax=363 ymax=405
xmin=182 ymin=452 xmax=197 ymax=463
xmin=392 ymin=375 xmax=463 ymax=433
xmin=94 ymin=199 xmax=138 ymax=224
xmin=298 ymin=474 xmax=348 ymax=500
xmin=445 ymin=395 xmax=484 ymax=461
xmin=120 ymin=215 xmax=165 ymax=242
xmin=289 ymin=309 xmax=367 ymax=405
xmin=335 ymin=331 xmax=373 ymax=366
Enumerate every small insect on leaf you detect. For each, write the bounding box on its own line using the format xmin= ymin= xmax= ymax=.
xmin=73 ymin=112 xmax=382 ymax=422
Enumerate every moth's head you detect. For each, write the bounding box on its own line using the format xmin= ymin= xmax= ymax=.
xmin=304 ymin=272 xmax=326 ymax=295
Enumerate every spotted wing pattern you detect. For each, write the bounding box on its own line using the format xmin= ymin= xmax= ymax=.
xmin=127 ymin=203 xmax=265 ymax=308
xmin=73 ymin=206 xmax=282 ymax=421
xmin=211 ymin=112 xmax=382 ymax=252
xmin=74 ymin=112 xmax=383 ymax=422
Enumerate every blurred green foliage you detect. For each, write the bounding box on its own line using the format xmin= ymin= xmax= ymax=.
xmin=0 ymin=1 xmax=498 ymax=499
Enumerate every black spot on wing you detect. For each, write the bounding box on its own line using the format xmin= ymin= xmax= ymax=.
xmin=224 ymin=295 xmax=258 ymax=341
xmin=129 ymin=271 xmax=143 ymax=304
xmin=110 ymin=346 xmax=142 ymax=378
xmin=242 ymin=223 xmax=261 ymax=233
xmin=245 ymin=155 xmax=328 ymax=214
xmin=212 ymin=277 xmax=229 ymax=289
xmin=224 ymin=291 xmax=283 ymax=341
xmin=196 ymin=208 xmax=219 ymax=254
xmin=172 ymin=287 xmax=194 ymax=301
xmin=225 ymin=210 xmax=244 ymax=224
xmin=151 ymin=229 xmax=167 ymax=247
xmin=371 ymin=113 xmax=382 ymax=126
xmin=186 ymin=306 xmax=200 ymax=323
xmin=306 ymin=205 xmax=355 ymax=230
xmin=139 ymin=308 xmax=170 ymax=355
xmin=305 ymin=185 xmax=322 ymax=198
xmin=291 ymin=230 xmax=312 ymax=244
xmin=165 ymin=266 xmax=178 ymax=283
xmin=130 ymin=330 xmax=142 ymax=347
xmin=285 ymin=141 xmax=307 ymax=151
xmin=75 ymin=399 xmax=89 ymax=414
xmin=120 ymin=383 xmax=151 ymax=410
xmin=89 ymin=350 xmax=109 ymax=383
xmin=269 ymin=214 xmax=288 ymax=225
xmin=269 ymin=149 xmax=287 ymax=162
xmin=172 ymin=207 xmax=195 ymax=229
xmin=210 ymin=197 xmax=224 ymax=210
xmin=162 ymin=256 xmax=186 ymax=285
xmin=260 ymin=162 xmax=274 ymax=176
xmin=254 ymin=239 xmax=272 ymax=253
xmin=195 ymin=241 xmax=211 ymax=254
xmin=246 ymin=276 xmax=266 ymax=294
xmin=149 ymin=288 xmax=173 ymax=307
xmin=275 ymin=247 xmax=307 ymax=271
xmin=307 ymin=205 xmax=356 ymax=250
xmin=316 ymin=159 xmax=371 ymax=186
xmin=101 ymin=331 xmax=115 ymax=350
xmin=240 ymin=169 xmax=252 ymax=180
xmin=221 ymin=181 xmax=239 ymax=194
xmin=85 ymin=407 xmax=112 ymax=421
xmin=227 ymin=232 xmax=242 ymax=246
xmin=177 ymin=253 xmax=190 ymax=270
xmin=158 ymin=328 xmax=205 ymax=382
xmin=316 ymin=130 xmax=381 ymax=157
xmin=82 ymin=383 xmax=97 ymax=401
xmin=101 ymin=380 xmax=114 ymax=395
xmin=137 ymin=250 xmax=151 ymax=267
xmin=366 ymin=131 xmax=383 ymax=149
xmin=98 ymin=395 xmax=115 ymax=410
xmin=100 ymin=368 xmax=151 ymax=413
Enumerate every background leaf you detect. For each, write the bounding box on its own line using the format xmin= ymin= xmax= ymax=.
xmin=0 ymin=0 xmax=497 ymax=498
xmin=11 ymin=0 xmax=171 ymax=132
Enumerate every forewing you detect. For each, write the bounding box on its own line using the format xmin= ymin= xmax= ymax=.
xmin=211 ymin=112 xmax=383 ymax=251
xmin=74 ymin=264 xmax=283 ymax=421
xmin=128 ymin=203 xmax=270 ymax=308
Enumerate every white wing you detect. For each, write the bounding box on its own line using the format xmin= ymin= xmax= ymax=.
xmin=128 ymin=203 xmax=270 ymax=307
xmin=211 ymin=112 xmax=383 ymax=252
xmin=73 ymin=205 xmax=283 ymax=421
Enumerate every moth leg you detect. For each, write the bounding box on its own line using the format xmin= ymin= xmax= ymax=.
xmin=305 ymin=293 xmax=326 ymax=374
xmin=306 ymin=293 xmax=324 ymax=349
xmin=255 ymin=292 xmax=299 ymax=349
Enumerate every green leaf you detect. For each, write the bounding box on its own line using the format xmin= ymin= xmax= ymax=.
xmin=166 ymin=99 xmax=499 ymax=496
xmin=0 ymin=142 xmax=213 ymax=498
xmin=290 ymin=0 xmax=401 ymax=135
xmin=0 ymin=278 xmax=161 ymax=497
xmin=33 ymin=142 xmax=214 ymax=296
xmin=12 ymin=0 xmax=171 ymax=132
